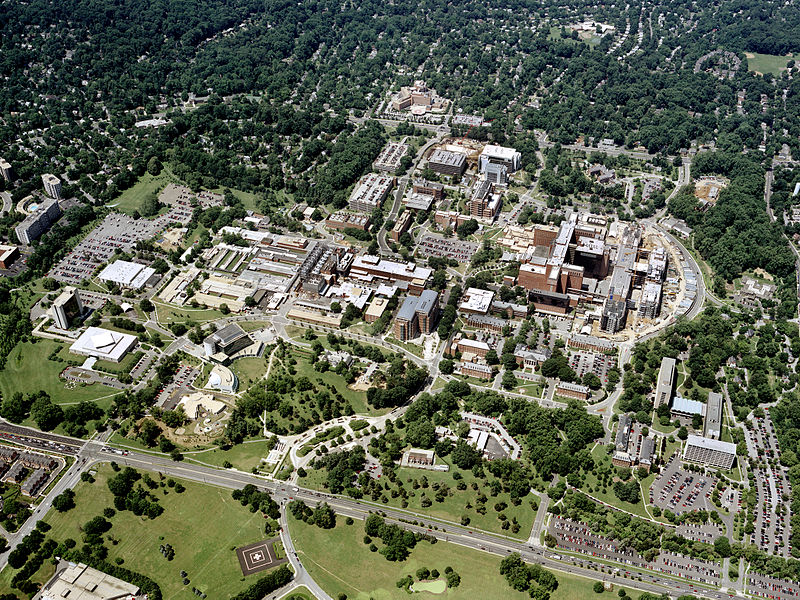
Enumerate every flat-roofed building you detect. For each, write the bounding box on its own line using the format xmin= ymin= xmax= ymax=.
xmin=568 ymin=334 xmax=615 ymax=354
xmin=671 ymin=396 xmax=705 ymax=421
xmin=454 ymin=338 xmax=490 ymax=358
xmin=203 ymin=323 xmax=254 ymax=362
xmin=459 ymin=287 xmax=495 ymax=315
xmin=50 ymin=286 xmax=83 ymax=329
xmin=364 ymin=297 xmax=390 ymax=323
xmin=393 ymin=289 xmax=439 ymax=340
xmin=513 ymin=344 xmax=550 ymax=369
xmin=467 ymin=179 xmax=501 ymax=221
xmin=37 ymin=561 xmax=140 ymax=600
xmin=427 ymin=149 xmax=466 ymax=176
xmin=655 ymin=357 xmax=676 ymax=408
xmin=390 ymin=210 xmax=413 ymax=242
xmin=349 ymin=255 xmax=432 ymax=294
xmin=0 ymin=158 xmax=11 ymax=181
xmin=286 ymin=307 xmax=343 ymax=328
xmin=98 ymin=259 xmax=156 ymax=290
xmin=373 ymin=142 xmax=409 ymax=172
xmin=464 ymin=313 xmax=506 ymax=332
xmin=412 ymin=180 xmax=444 ymax=201
xmin=479 ymin=144 xmax=521 ymax=173
xmin=349 ymin=173 xmax=394 ymax=213
xmin=15 ymin=198 xmax=62 ymax=244
xmin=704 ymin=391 xmax=724 ymax=440
xmin=69 ymin=327 xmax=138 ymax=363
xmin=683 ymin=434 xmax=736 ymax=470
xmin=403 ymin=447 xmax=435 ymax=466
xmin=638 ymin=281 xmax=662 ymax=319
xmin=484 ymin=161 xmax=508 ymax=185
xmin=326 ymin=212 xmax=371 ymax=232
xmin=0 ymin=245 xmax=19 ymax=269
xmin=41 ymin=173 xmax=62 ymax=199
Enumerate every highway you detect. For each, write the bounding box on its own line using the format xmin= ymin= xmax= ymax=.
xmin=0 ymin=421 xmax=741 ymax=600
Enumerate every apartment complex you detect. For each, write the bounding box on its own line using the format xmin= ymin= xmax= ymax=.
xmin=15 ymin=198 xmax=62 ymax=244
xmin=41 ymin=173 xmax=62 ymax=199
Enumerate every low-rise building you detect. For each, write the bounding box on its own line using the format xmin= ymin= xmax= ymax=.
xmin=683 ymin=435 xmax=736 ymax=470
xmin=203 ymin=323 xmax=255 ymax=363
xmin=373 ymin=142 xmax=409 ymax=172
xmin=37 ymin=562 xmax=140 ymax=600
xmin=325 ymin=212 xmax=371 ymax=232
xmin=458 ymin=287 xmax=495 ymax=315
xmin=704 ymin=392 xmax=723 ymax=440
xmin=349 ymin=173 xmax=394 ymax=213
xmin=390 ymin=211 xmax=413 ymax=242
xmin=427 ymin=149 xmax=466 ymax=177
xmin=98 ymin=259 xmax=156 ymax=290
xmin=0 ymin=245 xmax=19 ymax=269
xmin=364 ymin=297 xmax=390 ymax=323
xmin=556 ymin=381 xmax=591 ymax=401
xmin=69 ymin=327 xmax=138 ymax=363
xmin=457 ymin=361 xmax=493 ymax=380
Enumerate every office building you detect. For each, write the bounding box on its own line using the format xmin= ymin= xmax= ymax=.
xmin=704 ymin=391 xmax=724 ymax=440
xmin=0 ymin=245 xmax=19 ymax=269
xmin=638 ymin=281 xmax=662 ymax=319
xmin=0 ymin=158 xmax=11 ymax=181
xmin=412 ymin=180 xmax=444 ymax=201
xmin=98 ymin=259 xmax=156 ymax=290
xmin=467 ymin=179 xmax=501 ymax=221
xmin=670 ymin=396 xmax=706 ymax=421
xmin=390 ymin=211 xmax=413 ymax=242
xmin=69 ymin=327 xmax=138 ymax=363
xmin=15 ymin=198 xmax=62 ymax=244
xmin=556 ymin=381 xmax=591 ymax=401
xmin=203 ymin=323 xmax=255 ymax=363
xmin=50 ymin=286 xmax=83 ymax=329
xmin=427 ymin=149 xmax=466 ymax=176
xmin=683 ymin=435 xmax=736 ymax=470
xmin=393 ymin=290 xmax=439 ymax=340
xmin=479 ymin=144 xmax=521 ymax=173
xmin=459 ymin=287 xmax=495 ymax=315
xmin=348 ymin=173 xmax=394 ymax=213
xmin=654 ymin=357 xmax=676 ymax=408
xmin=458 ymin=361 xmax=493 ymax=380
xmin=373 ymin=142 xmax=409 ymax=172
xmin=38 ymin=562 xmax=140 ymax=600
xmin=349 ymin=255 xmax=432 ymax=293
xmin=325 ymin=212 xmax=371 ymax=232
xmin=483 ymin=161 xmax=508 ymax=185
xmin=601 ymin=224 xmax=641 ymax=332
xmin=41 ymin=174 xmax=62 ymax=199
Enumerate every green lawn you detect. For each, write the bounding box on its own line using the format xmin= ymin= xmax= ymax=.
xmin=290 ymin=515 xmax=643 ymax=600
xmin=746 ymin=52 xmax=799 ymax=75
xmin=231 ymin=356 xmax=269 ymax=390
xmin=306 ymin=454 xmax=535 ymax=538
xmin=0 ymin=340 xmax=119 ymax=405
xmin=184 ymin=440 xmax=276 ymax=471
xmin=280 ymin=585 xmax=314 ymax=600
xmin=154 ymin=302 xmax=227 ymax=324
xmin=112 ymin=170 xmax=180 ymax=215
xmin=37 ymin=464 xmax=271 ymax=599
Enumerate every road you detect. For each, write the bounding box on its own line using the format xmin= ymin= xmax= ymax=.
xmin=0 ymin=191 xmax=11 ymax=215
xmin=0 ymin=422 xmax=744 ymax=600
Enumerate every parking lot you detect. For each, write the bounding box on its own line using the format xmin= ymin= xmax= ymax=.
xmin=156 ymin=364 xmax=200 ymax=410
xmin=745 ymin=410 xmax=793 ymax=557
xmin=748 ymin=572 xmax=800 ymax=600
xmin=568 ymin=350 xmax=615 ymax=384
xmin=416 ymin=233 xmax=478 ymax=261
xmin=549 ymin=517 xmax=721 ymax=584
xmin=649 ymin=456 xmax=717 ymax=516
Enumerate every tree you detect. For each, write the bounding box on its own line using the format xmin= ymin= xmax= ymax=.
xmin=677 ymin=426 xmax=688 ymax=440
xmin=311 ymin=503 xmax=336 ymax=529
xmin=52 ymin=489 xmax=76 ymax=512
xmin=146 ymin=157 xmax=162 ymax=176
xmin=439 ymin=358 xmax=454 ymax=375
xmin=30 ymin=394 xmax=64 ymax=431
xmin=714 ymin=535 xmax=732 ymax=558
xmin=138 ymin=420 xmax=162 ymax=447
xmin=485 ymin=349 xmax=499 ymax=365
xmin=502 ymin=370 xmax=517 ymax=390
xmin=593 ymin=581 xmax=605 ymax=593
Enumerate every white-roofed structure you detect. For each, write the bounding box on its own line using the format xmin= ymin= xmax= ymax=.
xmin=458 ymin=287 xmax=495 ymax=314
xmin=98 ymin=260 xmax=156 ymax=289
xmin=38 ymin=561 xmax=139 ymax=600
xmin=69 ymin=327 xmax=138 ymax=363
xmin=479 ymin=144 xmax=521 ymax=172
xmin=683 ymin=434 xmax=736 ymax=470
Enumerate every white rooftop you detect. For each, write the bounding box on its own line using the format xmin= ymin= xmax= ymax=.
xmin=70 ymin=327 xmax=137 ymax=362
xmin=459 ymin=287 xmax=495 ymax=314
xmin=98 ymin=260 xmax=156 ymax=289
xmin=685 ymin=434 xmax=736 ymax=455
xmin=481 ymin=144 xmax=521 ymax=160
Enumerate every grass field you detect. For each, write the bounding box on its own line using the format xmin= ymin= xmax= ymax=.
xmin=305 ymin=454 xmax=535 ymax=538
xmin=745 ymin=52 xmax=798 ymax=75
xmin=0 ymin=340 xmax=119 ymax=406
xmin=184 ymin=439 xmax=276 ymax=471
xmin=112 ymin=171 xmax=181 ymax=215
xmin=153 ymin=302 xmax=227 ymax=324
xmin=290 ymin=515 xmax=643 ymax=600
xmin=231 ymin=356 xmax=269 ymax=390
xmin=281 ymin=585 xmax=314 ymax=600
xmin=36 ymin=464 xmax=270 ymax=599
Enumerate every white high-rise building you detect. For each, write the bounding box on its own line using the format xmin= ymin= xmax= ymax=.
xmin=41 ymin=174 xmax=62 ymax=199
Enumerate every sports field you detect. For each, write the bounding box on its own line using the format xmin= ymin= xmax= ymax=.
xmin=745 ymin=52 xmax=798 ymax=75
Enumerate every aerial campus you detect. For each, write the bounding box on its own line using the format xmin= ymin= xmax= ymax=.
xmin=1 ymin=2 xmax=800 ymax=600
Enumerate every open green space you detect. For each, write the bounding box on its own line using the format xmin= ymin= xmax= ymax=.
xmin=290 ymin=515 xmax=643 ymax=600
xmin=280 ymin=585 xmax=314 ymax=600
xmin=230 ymin=356 xmax=268 ymax=389
xmin=35 ymin=464 xmax=270 ymax=599
xmin=745 ymin=52 xmax=798 ymax=75
xmin=111 ymin=170 xmax=181 ymax=215
xmin=0 ymin=340 xmax=119 ymax=405
xmin=184 ymin=439 xmax=276 ymax=471
xmin=306 ymin=454 xmax=535 ymax=538
xmin=153 ymin=302 xmax=227 ymax=324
